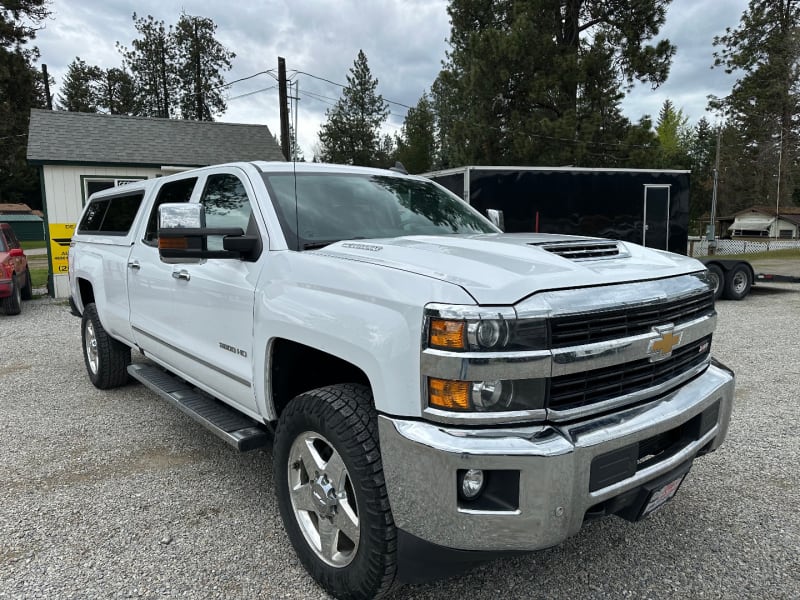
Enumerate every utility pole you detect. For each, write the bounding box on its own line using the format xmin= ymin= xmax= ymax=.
xmin=41 ymin=64 xmax=52 ymax=110
xmin=709 ymin=125 xmax=722 ymax=255
xmin=278 ymin=57 xmax=291 ymax=161
xmin=775 ymin=126 xmax=783 ymax=239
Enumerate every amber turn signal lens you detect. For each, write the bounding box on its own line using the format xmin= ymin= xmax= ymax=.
xmin=428 ymin=378 xmax=471 ymax=410
xmin=159 ymin=237 xmax=188 ymax=249
xmin=429 ymin=319 xmax=466 ymax=350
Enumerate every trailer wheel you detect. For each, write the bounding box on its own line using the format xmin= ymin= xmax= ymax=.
xmin=706 ymin=263 xmax=724 ymax=301
xmin=723 ymin=264 xmax=752 ymax=300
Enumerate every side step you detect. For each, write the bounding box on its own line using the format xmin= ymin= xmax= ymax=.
xmin=128 ymin=363 xmax=270 ymax=452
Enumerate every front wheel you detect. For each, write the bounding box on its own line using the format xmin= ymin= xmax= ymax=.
xmin=274 ymin=384 xmax=398 ymax=599
xmin=81 ymin=303 xmax=130 ymax=388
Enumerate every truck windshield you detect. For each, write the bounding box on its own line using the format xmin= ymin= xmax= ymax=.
xmin=262 ymin=173 xmax=496 ymax=250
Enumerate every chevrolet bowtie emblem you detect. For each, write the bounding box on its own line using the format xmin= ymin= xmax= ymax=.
xmin=648 ymin=326 xmax=682 ymax=361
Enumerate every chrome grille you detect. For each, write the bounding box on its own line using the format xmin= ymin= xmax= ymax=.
xmin=548 ymin=336 xmax=711 ymax=411
xmin=550 ymin=291 xmax=715 ymax=348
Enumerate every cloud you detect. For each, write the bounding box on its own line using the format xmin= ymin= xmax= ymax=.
xmin=34 ymin=0 xmax=751 ymax=158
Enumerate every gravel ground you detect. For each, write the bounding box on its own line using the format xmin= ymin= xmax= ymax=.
xmin=1 ymin=284 xmax=799 ymax=599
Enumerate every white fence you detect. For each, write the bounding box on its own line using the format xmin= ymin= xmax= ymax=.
xmin=688 ymin=238 xmax=800 ymax=257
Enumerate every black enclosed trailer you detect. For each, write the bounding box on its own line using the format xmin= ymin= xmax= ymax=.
xmin=424 ymin=166 xmax=690 ymax=255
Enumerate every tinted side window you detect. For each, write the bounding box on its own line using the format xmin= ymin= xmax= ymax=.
xmin=99 ymin=195 xmax=143 ymax=233
xmin=200 ymin=174 xmax=253 ymax=251
xmin=78 ymin=194 xmax=144 ymax=235
xmin=79 ymin=198 xmax=111 ymax=232
xmin=144 ymin=177 xmax=198 ymax=245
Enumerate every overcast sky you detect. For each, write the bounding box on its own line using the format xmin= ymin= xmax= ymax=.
xmin=33 ymin=0 xmax=750 ymax=159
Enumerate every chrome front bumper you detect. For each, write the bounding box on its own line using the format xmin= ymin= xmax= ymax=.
xmin=379 ymin=361 xmax=735 ymax=552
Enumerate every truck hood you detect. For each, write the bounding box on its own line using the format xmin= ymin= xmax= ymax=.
xmin=315 ymin=233 xmax=706 ymax=305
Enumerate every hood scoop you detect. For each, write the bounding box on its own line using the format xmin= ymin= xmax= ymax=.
xmin=532 ymin=240 xmax=625 ymax=260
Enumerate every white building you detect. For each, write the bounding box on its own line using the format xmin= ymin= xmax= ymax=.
xmin=27 ymin=109 xmax=283 ymax=297
xmin=728 ymin=205 xmax=800 ymax=239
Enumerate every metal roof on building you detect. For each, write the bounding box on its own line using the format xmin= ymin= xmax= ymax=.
xmin=27 ymin=109 xmax=285 ymax=167
xmin=0 ymin=214 xmax=43 ymax=222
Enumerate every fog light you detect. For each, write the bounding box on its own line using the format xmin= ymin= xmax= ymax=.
xmin=460 ymin=469 xmax=485 ymax=499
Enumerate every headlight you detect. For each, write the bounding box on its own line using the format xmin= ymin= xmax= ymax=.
xmin=426 ymin=307 xmax=547 ymax=352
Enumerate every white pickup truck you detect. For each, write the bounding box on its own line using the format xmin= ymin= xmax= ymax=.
xmin=69 ymin=161 xmax=735 ymax=599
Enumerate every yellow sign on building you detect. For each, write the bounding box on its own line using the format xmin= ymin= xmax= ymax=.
xmin=49 ymin=223 xmax=75 ymax=274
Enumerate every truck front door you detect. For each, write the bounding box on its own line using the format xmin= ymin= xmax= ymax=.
xmin=164 ymin=169 xmax=263 ymax=416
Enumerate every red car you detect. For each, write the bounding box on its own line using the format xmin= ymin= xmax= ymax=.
xmin=0 ymin=223 xmax=32 ymax=315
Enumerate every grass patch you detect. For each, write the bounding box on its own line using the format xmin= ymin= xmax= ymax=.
xmin=29 ymin=266 xmax=49 ymax=288
xmin=21 ymin=240 xmax=47 ymax=250
xmin=698 ymin=249 xmax=800 ymax=261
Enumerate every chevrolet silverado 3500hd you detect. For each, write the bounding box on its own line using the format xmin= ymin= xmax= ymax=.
xmin=69 ymin=161 xmax=734 ymax=599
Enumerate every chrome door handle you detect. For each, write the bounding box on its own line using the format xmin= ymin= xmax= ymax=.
xmin=127 ymin=260 xmax=141 ymax=270
xmin=172 ymin=269 xmax=191 ymax=281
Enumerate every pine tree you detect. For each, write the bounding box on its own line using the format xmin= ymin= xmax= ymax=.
xmin=396 ymin=93 xmax=436 ymax=173
xmin=433 ymin=0 xmax=674 ymax=167
xmin=174 ymin=13 xmax=235 ymax=121
xmin=95 ymin=67 xmax=137 ymax=115
xmin=118 ymin=13 xmax=177 ymax=118
xmin=710 ymin=0 xmax=800 ymax=210
xmin=57 ymin=57 xmax=102 ymax=112
xmin=655 ymin=99 xmax=691 ymax=168
xmin=317 ymin=50 xmax=389 ymax=166
xmin=0 ymin=0 xmax=50 ymax=204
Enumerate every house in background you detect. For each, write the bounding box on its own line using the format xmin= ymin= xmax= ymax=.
xmin=0 ymin=203 xmax=45 ymax=241
xmin=727 ymin=205 xmax=800 ymax=239
xmin=27 ymin=109 xmax=284 ymax=297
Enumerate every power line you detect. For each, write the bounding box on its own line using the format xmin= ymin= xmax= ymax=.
xmin=211 ymin=69 xmax=277 ymax=91
xmin=293 ymin=69 xmax=412 ymax=109
xmin=227 ymin=85 xmax=277 ymax=101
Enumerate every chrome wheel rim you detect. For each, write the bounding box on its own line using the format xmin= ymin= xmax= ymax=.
xmin=732 ymin=271 xmax=747 ymax=294
xmin=288 ymin=431 xmax=360 ymax=567
xmin=84 ymin=321 xmax=99 ymax=374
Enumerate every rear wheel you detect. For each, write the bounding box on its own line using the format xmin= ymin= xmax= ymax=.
xmin=21 ymin=267 xmax=33 ymax=300
xmin=81 ymin=303 xmax=130 ymax=388
xmin=274 ymin=384 xmax=398 ymax=599
xmin=2 ymin=274 xmax=22 ymax=315
xmin=722 ymin=264 xmax=752 ymax=300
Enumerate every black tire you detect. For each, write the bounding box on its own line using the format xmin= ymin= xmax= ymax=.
xmin=722 ymin=264 xmax=752 ymax=301
xmin=21 ymin=266 xmax=33 ymax=300
xmin=273 ymin=384 xmax=398 ymax=600
xmin=2 ymin=274 xmax=22 ymax=315
xmin=81 ymin=302 xmax=130 ymax=388
xmin=706 ymin=263 xmax=724 ymax=301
